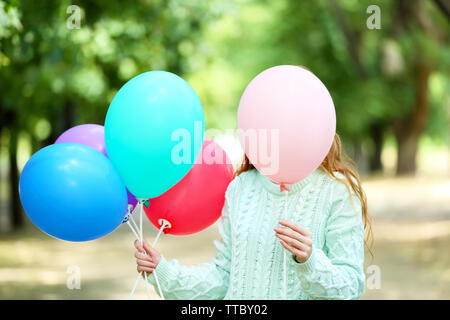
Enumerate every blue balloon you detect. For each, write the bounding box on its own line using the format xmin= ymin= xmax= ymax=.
xmin=105 ymin=71 xmax=205 ymax=199
xmin=19 ymin=143 xmax=128 ymax=242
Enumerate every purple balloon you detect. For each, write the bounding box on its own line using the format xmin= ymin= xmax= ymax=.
xmin=55 ymin=124 xmax=107 ymax=156
xmin=55 ymin=124 xmax=138 ymax=209
xmin=127 ymin=189 xmax=138 ymax=211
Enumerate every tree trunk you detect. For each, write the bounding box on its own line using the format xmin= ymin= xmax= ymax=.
xmin=63 ymin=99 xmax=75 ymax=131
xmin=395 ymin=129 xmax=421 ymax=174
xmin=369 ymin=123 xmax=384 ymax=172
xmin=329 ymin=0 xmax=366 ymax=78
xmin=0 ymin=132 xmax=2 ymax=231
xmin=350 ymin=141 xmax=368 ymax=175
xmin=8 ymin=127 xmax=23 ymax=229
xmin=42 ymin=99 xmax=75 ymax=148
xmin=394 ymin=62 xmax=431 ymax=175
xmin=0 ymin=106 xmax=3 ymax=231
xmin=30 ymin=134 xmax=40 ymax=154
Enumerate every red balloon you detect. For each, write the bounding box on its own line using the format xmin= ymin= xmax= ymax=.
xmin=144 ymin=139 xmax=234 ymax=235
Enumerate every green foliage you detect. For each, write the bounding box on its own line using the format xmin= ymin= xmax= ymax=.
xmin=0 ymin=0 xmax=218 ymax=140
xmin=0 ymin=0 xmax=448 ymax=150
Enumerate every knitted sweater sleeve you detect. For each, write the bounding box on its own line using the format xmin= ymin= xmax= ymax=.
xmin=147 ymin=178 xmax=236 ymax=300
xmin=294 ymin=179 xmax=366 ymax=300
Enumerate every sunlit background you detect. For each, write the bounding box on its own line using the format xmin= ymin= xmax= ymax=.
xmin=0 ymin=0 xmax=449 ymax=299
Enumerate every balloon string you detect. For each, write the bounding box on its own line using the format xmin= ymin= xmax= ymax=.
xmin=126 ymin=221 xmax=140 ymax=242
xmin=143 ymin=272 xmax=151 ymax=298
xmin=126 ymin=207 xmax=146 ymax=299
xmin=127 ymin=219 xmax=151 ymax=300
xmin=283 ymin=190 xmax=288 ymax=300
xmin=152 ymin=220 xmax=169 ymax=247
xmin=129 ymin=271 xmax=141 ymax=299
xmin=151 ymin=221 xmax=170 ymax=300
xmin=129 ymin=220 xmax=168 ymax=300
xmin=139 ymin=200 xmax=143 ymax=246
xmin=129 ymin=200 xmax=152 ymax=300
xmin=129 ymin=212 xmax=140 ymax=236
xmin=127 ymin=218 xmax=152 ymax=298
xmin=139 ymin=201 xmax=153 ymax=299
xmin=128 ymin=201 xmax=168 ymax=300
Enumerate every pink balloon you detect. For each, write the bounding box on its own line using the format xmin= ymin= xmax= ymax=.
xmin=237 ymin=65 xmax=336 ymax=185
xmin=144 ymin=139 xmax=234 ymax=235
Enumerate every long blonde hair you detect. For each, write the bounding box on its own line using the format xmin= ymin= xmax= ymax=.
xmin=235 ymin=133 xmax=373 ymax=256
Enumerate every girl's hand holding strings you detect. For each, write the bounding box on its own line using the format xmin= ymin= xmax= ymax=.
xmin=274 ymin=220 xmax=313 ymax=264
xmin=134 ymin=238 xmax=161 ymax=277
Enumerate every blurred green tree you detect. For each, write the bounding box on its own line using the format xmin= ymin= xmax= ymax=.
xmin=0 ymin=0 xmax=216 ymax=229
xmin=187 ymin=0 xmax=449 ymax=174
xmin=271 ymin=0 xmax=449 ymax=174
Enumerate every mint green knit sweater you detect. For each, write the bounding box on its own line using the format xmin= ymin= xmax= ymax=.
xmin=148 ymin=168 xmax=365 ymax=300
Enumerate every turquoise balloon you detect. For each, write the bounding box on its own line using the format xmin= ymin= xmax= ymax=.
xmin=104 ymin=71 xmax=204 ymax=199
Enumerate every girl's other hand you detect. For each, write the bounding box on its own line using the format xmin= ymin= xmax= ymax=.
xmin=134 ymin=238 xmax=161 ymax=276
xmin=274 ymin=220 xmax=313 ymax=264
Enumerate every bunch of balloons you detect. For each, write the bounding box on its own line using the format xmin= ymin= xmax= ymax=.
xmin=19 ymin=65 xmax=336 ymax=244
xmin=19 ymin=71 xmax=233 ymax=242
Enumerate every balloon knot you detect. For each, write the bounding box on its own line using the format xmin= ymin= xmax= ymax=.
xmin=280 ymin=183 xmax=290 ymax=192
xmin=139 ymin=199 xmax=150 ymax=208
xmin=158 ymin=219 xmax=172 ymax=232
xmin=122 ymin=211 xmax=131 ymax=224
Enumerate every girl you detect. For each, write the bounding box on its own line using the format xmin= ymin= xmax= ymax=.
xmin=134 ymin=133 xmax=371 ymax=300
